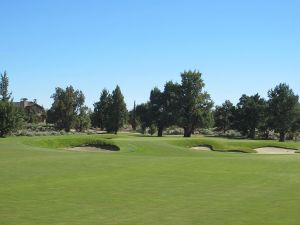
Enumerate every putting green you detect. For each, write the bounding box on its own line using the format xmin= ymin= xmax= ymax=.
xmin=1 ymin=134 xmax=300 ymax=225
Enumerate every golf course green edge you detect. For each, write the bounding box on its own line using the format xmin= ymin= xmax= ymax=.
xmin=19 ymin=134 xmax=300 ymax=154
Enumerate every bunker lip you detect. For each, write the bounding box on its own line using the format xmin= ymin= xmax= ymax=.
xmin=66 ymin=144 xmax=120 ymax=152
xmin=191 ymin=145 xmax=213 ymax=151
xmin=255 ymin=147 xmax=297 ymax=154
xmin=191 ymin=145 xmax=300 ymax=154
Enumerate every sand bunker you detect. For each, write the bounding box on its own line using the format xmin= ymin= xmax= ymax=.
xmin=66 ymin=144 xmax=119 ymax=152
xmin=67 ymin=146 xmax=112 ymax=152
xmin=255 ymin=147 xmax=296 ymax=154
xmin=191 ymin=145 xmax=212 ymax=151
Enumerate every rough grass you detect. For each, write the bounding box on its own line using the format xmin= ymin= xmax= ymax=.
xmin=1 ymin=134 xmax=300 ymax=225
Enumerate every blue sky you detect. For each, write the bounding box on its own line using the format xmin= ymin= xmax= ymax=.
xmin=1 ymin=0 xmax=299 ymax=109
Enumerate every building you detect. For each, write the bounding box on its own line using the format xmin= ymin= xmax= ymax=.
xmin=14 ymin=98 xmax=46 ymax=123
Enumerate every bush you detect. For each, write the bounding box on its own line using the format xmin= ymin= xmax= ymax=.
xmin=216 ymin=130 xmax=242 ymax=138
xmin=0 ymin=101 xmax=23 ymax=137
xmin=197 ymin=128 xmax=214 ymax=136
xmin=165 ymin=126 xmax=184 ymax=135
xmin=148 ymin=124 xmax=157 ymax=136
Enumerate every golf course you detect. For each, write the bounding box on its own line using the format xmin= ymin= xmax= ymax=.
xmin=1 ymin=133 xmax=300 ymax=225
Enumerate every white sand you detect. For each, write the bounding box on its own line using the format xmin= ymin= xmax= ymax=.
xmin=255 ymin=147 xmax=296 ymax=154
xmin=191 ymin=146 xmax=212 ymax=151
xmin=66 ymin=146 xmax=116 ymax=152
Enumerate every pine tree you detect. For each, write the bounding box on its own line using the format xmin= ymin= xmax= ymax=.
xmin=107 ymin=86 xmax=127 ymax=134
xmin=0 ymin=71 xmax=11 ymax=101
xmin=93 ymin=89 xmax=110 ymax=130
xmin=131 ymin=101 xmax=137 ymax=130
xmin=0 ymin=71 xmax=23 ymax=137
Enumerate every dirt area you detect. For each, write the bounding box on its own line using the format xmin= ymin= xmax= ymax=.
xmin=255 ymin=147 xmax=296 ymax=154
xmin=191 ymin=146 xmax=212 ymax=151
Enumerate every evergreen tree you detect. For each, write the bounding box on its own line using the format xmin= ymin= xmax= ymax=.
xmin=290 ymin=103 xmax=300 ymax=139
xmin=258 ymin=101 xmax=272 ymax=139
xmin=214 ymin=100 xmax=235 ymax=134
xmin=135 ymin=103 xmax=151 ymax=134
xmin=234 ymin=94 xmax=266 ymax=139
xmin=163 ymin=81 xmax=181 ymax=130
xmin=46 ymin=108 xmax=56 ymax=124
xmin=0 ymin=71 xmax=11 ymax=102
xmin=92 ymin=89 xmax=110 ymax=130
xmin=268 ymin=83 xmax=299 ymax=142
xmin=130 ymin=101 xmax=137 ymax=130
xmin=49 ymin=86 xmax=89 ymax=132
xmin=75 ymin=91 xmax=91 ymax=132
xmin=106 ymin=86 xmax=127 ymax=134
xmin=149 ymin=87 xmax=166 ymax=137
xmin=147 ymin=81 xmax=182 ymax=137
xmin=178 ymin=70 xmax=213 ymax=137
xmin=0 ymin=71 xmax=23 ymax=137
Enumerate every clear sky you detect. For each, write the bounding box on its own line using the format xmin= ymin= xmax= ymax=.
xmin=1 ymin=0 xmax=299 ymax=109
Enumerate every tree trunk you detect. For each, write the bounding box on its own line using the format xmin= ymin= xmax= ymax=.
xmin=279 ymin=131 xmax=285 ymax=142
xmin=249 ymin=128 xmax=256 ymax=139
xmin=157 ymin=126 xmax=163 ymax=137
xmin=132 ymin=121 xmax=136 ymax=131
xmin=184 ymin=128 xmax=192 ymax=138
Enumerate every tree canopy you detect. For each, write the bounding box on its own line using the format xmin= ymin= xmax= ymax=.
xmin=49 ymin=86 xmax=90 ymax=132
xmin=234 ymin=94 xmax=267 ymax=139
xmin=0 ymin=72 xmax=23 ymax=137
xmin=214 ymin=100 xmax=235 ymax=134
xmin=92 ymin=89 xmax=110 ymax=130
xmin=1 ymin=69 xmax=300 ymax=142
xmin=268 ymin=83 xmax=299 ymax=142
xmin=179 ymin=70 xmax=213 ymax=137
xmin=106 ymin=86 xmax=128 ymax=134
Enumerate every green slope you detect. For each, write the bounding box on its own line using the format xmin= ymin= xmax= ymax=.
xmin=1 ymin=134 xmax=300 ymax=225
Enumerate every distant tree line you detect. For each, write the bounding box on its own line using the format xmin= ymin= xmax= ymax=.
xmin=1 ymin=70 xmax=300 ymax=142
xmin=214 ymin=84 xmax=300 ymax=142
xmin=129 ymin=71 xmax=300 ymax=142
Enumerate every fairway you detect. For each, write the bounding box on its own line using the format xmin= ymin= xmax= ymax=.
xmin=1 ymin=134 xmax=300 ymax=225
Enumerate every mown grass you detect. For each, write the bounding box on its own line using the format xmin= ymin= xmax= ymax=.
xmin=1 ymin=134 xmax=300 ymax=225
xmin=168 ymin=136 xmax=300 ymax=153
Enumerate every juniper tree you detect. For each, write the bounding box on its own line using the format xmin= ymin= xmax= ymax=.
xmin=178 ymin=70 xmax=213 ymax=137
xmin=106 ymin=86 xmax=127 ymax=134
xmin=268 ymin=83 xmax=299 ymax=142
xmin=0 ymin=71 xmax=23 ymax=137
xmin=234 ymin=94 xmax=266 ymax=139
xmin=135 ymin=102 xmax=151 ymax=134
xmin=129 ymin=101 xmax=137 ymax=130
xmin=49 ymin=86 xmax=89 ymax=132
xmin=0 ymin=71 xmax=11 ymax=102
xmin=214 ymin=100 xmax=235 ymax=134
xmin=149 ymin=87 xmax=165 ymax=137
xmin=92 ymin=89 xmax=110 ymax=130
xmin=75 ymin=91 xmax=91 ymax=132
